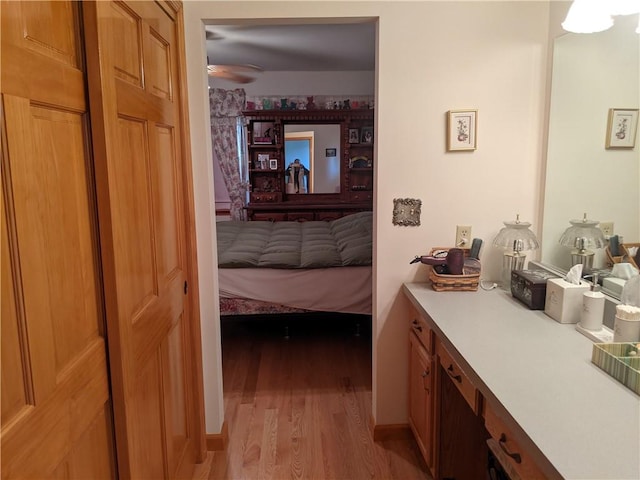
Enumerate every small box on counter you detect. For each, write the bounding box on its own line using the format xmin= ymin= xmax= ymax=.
xmin=544 ymin=278 xmax=589 ymax=324
xmin=510 ymin=269 xmax=560 ymax=310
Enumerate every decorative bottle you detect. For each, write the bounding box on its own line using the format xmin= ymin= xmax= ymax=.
xmin=580 ymin=273 xmax=605 ymax=331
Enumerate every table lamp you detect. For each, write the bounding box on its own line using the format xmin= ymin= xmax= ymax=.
xmin=559 ymin=213 xmax=606 ymax=270
xmin=493 ymin=214 xmax=540 ymax=290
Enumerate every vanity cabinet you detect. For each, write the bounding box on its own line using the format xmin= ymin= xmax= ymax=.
xmin=244 ymin=109 xmax=374 ymax=221
xmin=407 ymin=301 xmax=545 ymax=480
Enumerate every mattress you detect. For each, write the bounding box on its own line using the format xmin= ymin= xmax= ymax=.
xmin=216 ymin=211 xmax=372 ymax=269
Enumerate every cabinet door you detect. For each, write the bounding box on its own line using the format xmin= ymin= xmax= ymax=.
xmin=408 ymin=332 xmax=434 ymax=469
xmin=438 ymin=363 xmax=488 ymax=480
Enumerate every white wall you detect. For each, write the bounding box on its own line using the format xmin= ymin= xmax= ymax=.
xmin=183 ymin=1 xmax=551 ymax=433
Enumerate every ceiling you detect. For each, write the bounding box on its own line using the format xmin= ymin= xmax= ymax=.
xmin=205 ymin=22 xmax=376 ymax=72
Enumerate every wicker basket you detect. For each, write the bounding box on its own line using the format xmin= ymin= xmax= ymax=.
xmin=427 ymin=247 xmax=480 ymax=292
xmin=606 ymin=242 xmax=639 ymax=269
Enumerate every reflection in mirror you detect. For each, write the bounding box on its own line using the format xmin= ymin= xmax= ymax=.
xmin=542 ymin=14 xmax=640 ymax=298
xmin=284 ymin=124 xmax=341 ymax=193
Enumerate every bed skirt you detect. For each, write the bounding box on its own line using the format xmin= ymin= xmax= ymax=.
xmin=218 ymin=266 xmax=372 ymax=315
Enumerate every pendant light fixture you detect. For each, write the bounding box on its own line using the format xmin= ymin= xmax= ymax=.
xmin=562 ymin=0 xmax=640 ymax=33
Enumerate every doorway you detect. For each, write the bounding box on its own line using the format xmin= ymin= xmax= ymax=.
xmin=198 ymin=15 xmax=376 ymax=442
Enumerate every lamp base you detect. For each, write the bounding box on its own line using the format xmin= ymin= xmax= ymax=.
xmin=571 ymin=250 xmax=594 ymax=270
xmin=501 ymin=252 xmax=526 ymax=291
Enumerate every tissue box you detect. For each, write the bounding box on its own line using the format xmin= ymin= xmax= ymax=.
xmin=511 ymin=270 xmax=559 ymax=310
xmin=544 ymin=278 xmax=589 ymax=324
xmin=603 ymin=277 xmax=627 ymax=298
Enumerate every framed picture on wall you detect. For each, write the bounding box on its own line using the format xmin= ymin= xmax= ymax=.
xmin=446 ymin=110 xmax=477 ymax=151
xmin=360 ymin=127 xmax=374 ymax=144
xmin=605 ymin=108 xmax=638 ymax=149
xmin=257 ymin=153 xmax=269 ymax=170
xmin=325 ymin=148 xmax=337 ymax=157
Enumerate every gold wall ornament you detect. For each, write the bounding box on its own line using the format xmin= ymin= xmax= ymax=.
xmin=392 ymin=198 xmax=422 ymax=226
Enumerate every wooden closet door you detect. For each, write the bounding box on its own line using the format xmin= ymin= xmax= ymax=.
xmin=83 ymin=1 xmax=201 ymax=478
xmin=0 ymin=1 xmax=115 ymax=478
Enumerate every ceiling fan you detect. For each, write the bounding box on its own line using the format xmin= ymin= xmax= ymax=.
xmin=206 ymin=63 xmax=263 ymax=84
xmin=205 ymin=29 xmax=263 ymax=84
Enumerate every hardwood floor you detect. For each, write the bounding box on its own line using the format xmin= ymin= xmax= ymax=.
xmin=195 ymin=313 xmax=432 ymax=480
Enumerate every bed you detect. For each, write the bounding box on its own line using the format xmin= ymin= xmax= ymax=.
xmin=216 ymin=211 xmax=373 ymax=315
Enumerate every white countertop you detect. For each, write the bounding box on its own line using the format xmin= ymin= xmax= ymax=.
xmin=403 ymin=283 xmax=640 ymax=480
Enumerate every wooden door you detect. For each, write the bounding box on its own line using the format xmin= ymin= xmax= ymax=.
xmin=83 ymin=1 xmax=202 ymax=478
xmin=1 ymin=1 xmax=116 ymax=478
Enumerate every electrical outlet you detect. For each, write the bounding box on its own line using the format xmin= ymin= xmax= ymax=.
xmin=455 ymin=225 xmax=472 ymax=247
xmin=600 ymin=222 xmax=614 ymax=238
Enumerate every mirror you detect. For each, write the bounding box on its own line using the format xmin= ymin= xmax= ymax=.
xmin=541 ymin=14 xmax=640 ymax=296
xmin=284 ymin=123 xmax=341 ymax=194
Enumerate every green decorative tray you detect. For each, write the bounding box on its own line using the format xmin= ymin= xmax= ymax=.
xmin=592 ymin=343 xmax=640 ymax=395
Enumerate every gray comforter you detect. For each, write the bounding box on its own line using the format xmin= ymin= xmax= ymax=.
xmin=216 ymin=211 xmax=372 ymax=268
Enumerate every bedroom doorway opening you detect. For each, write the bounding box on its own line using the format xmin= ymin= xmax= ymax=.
xmin=206 ymin=17 xmax=377 ymax=450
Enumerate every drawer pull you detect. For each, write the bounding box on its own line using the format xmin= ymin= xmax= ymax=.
xmin=412 ymin=319 xmax=423 ymax=332
xmin=421 ymin=368 xmax=430 ymax=392
xmin=446 ymin=364 xmax=462 ymax=383
xmin=499 ymin=433 xmax=522 ymax=464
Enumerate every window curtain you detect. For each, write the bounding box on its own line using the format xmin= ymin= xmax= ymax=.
xmin=210 ymin=88 xmax=248 ymax=220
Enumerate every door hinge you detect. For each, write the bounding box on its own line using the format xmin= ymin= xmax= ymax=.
xmin=184 ymin=280 xmax=188 ymax=295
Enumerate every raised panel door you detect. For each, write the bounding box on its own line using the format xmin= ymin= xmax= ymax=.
xmin=83 ymin=1 xmax=200 ymax=477
xmin=0 ymin=2 xmax=115 ymax=477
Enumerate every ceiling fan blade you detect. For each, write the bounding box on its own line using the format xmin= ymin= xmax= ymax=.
xmin=208 ymin=69 xmax=255 ymax=84
xmin=207 ymin=64 xmax=263 ymax=74
xmin=207 ymin=64 xmax=263 ymax=83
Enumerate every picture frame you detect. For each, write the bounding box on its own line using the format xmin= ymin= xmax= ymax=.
xmin=447 ymin=110 xmax=477 ymax=151
xmin=269 ymin=159 xmax=278 ymax=170
xmin=252 ymin=121 xmax=275 ymax=145
xmin=360 ymin=126 xmax=374 ymax=144
xmin=605 ymin=108 xmax=638 ymax=149
xmin=348 ymin=128 xmax=360 ymax=144
xmin=325 ymin=148 xmax=337 ymax=157
xmin=256 ymin=153 xmax=269 ymax=170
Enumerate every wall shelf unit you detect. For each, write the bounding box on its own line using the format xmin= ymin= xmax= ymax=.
xmin=244 ymin=108 xmax=374 ymax=221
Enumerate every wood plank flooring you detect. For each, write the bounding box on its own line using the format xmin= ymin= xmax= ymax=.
xmin=195 ymin=313 xmax=432 ymax=480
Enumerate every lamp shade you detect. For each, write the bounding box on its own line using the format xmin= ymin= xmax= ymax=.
xmin=559 ymin=214 xmax=606 ymax=251
xmin=608 ymin=0 xmax=640 ymax=16
xmin=562 ymin=0 xmax=614 ymax=33
xmin=493 ymin=216 xmax=539 ymax=252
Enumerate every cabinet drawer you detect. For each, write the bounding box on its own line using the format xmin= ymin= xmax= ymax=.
xmin=436 ymin=339 xmax=480 ymax=413
xmin=349 ymin=191 xmax=373 ymax=201
xmin=287 ymin=212 xmax=314 ymax=222
xmin=250 ymin=192 xmax=281 ymax=203
xmin=484 ymin=402 xmax=545 ymax=479
xmin=408 ymin=303 xmax=432 ymax=354
xmin=315 ymin=211 xmax=343 ymax=221
xmin=251 ymin=212 xmax=286 ymax=222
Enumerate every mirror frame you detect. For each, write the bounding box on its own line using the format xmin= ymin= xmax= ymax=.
xmin=284 ymin=122 xmax=343 ymax=195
